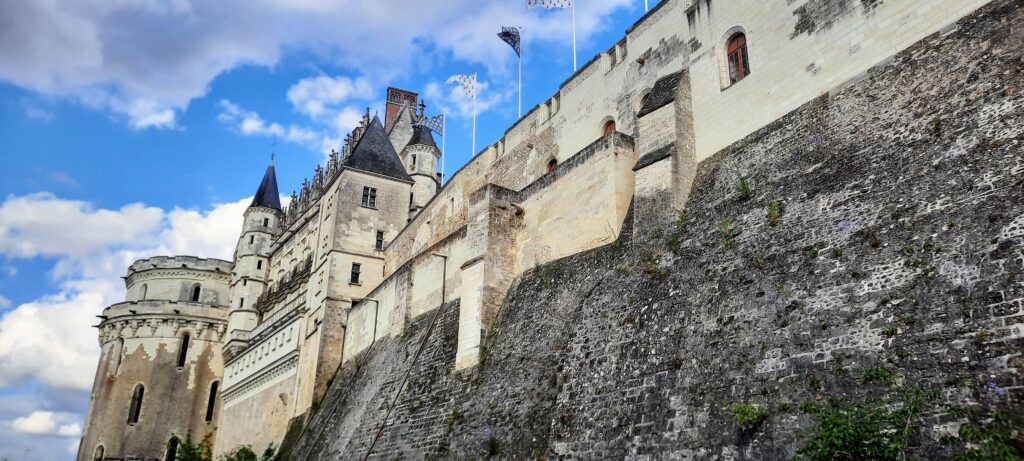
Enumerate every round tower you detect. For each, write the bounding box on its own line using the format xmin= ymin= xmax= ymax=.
xmin=225 ymin=161 xmax=283 ymax=355
xmin=78 ymin=256 xmax=232 ymax=461
xmin=401 ymin=124 xmax=441 ymax=219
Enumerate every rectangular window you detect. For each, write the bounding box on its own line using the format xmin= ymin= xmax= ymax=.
xmin=239 ymin=298 xmax=244 ymax=308
xmin=411 ymin=154 xmax=417 ymax=171
xmin=350 ymin=263 xmax=361 ymax=284
xmin=361 ymin=187 xmax=378 ymax=208
xmin=256 ymin=260 xmax=263 ymax=270
xmin=375 ymin=231 xmax=385 ymax=250
xmin=243 ymin=279 xmax=247 ymax=286
xmin=249 ymin=235 xmax=255 ymax=245
xmin=262 ymin=218 xmax=269 ymax=227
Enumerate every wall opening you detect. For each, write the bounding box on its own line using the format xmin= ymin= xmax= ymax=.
xmin=375 ymin=231 xmax=385 ymax=250
xmin=724 ymin=31 xmax=749 ymax=85
xmin=547 ymin=159 xmax=558 ymax=173
xmin=177 ymin=334 xmax=190 ymax=368
xmin=93 ymin=445 xmax=104 ymax=461
xmin=139 ymin=283 xmax=147 ymax=301
xmin=205 ymin=381 xmax=219 ymax=422
xmin=190 ymin=284 xmax=201 ymax=302
xmin=602 ymin=120 xmax=617 ymax=136
xmin=350 ymin=263 xmax=361 ymax=284
xmin=165 ymin=437 xmax=179 ymax=461
xmin=127 ymin=384 xmax=144 ymax=424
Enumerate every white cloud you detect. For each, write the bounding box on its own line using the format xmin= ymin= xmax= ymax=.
xmin=0 ymin=295 xmax=9 ymax=309
xmin=24 ymin=106 xmax=54 ymax=122
xmin=0 ymin=194 xmax=248 ymax=391
xmin=0 ymin=0 xmax=633 ymax=129
xmin=287 ymin=75 xmax=373 ymax=119
xmin=11 ymin=411 xmax=81 ymax=437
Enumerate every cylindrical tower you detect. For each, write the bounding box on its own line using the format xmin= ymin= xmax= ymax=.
xmin=401 ymin=125 xmax=441 ymax=219
xmin=225 ymin=161 xmax=282 ymax=356
xmin=78 ymin=256 xmax=232 ymax=461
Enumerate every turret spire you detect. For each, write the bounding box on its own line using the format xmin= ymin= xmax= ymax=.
xmin=250 ymin=160 xmax=282 ymax=211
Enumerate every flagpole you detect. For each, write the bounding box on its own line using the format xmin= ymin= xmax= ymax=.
xmin=645 ymin=0 xmax=649 ymax=12
xmin=441 ymin=108 xmax=447 ymax=184
xmin=471 ymin=73 xmax=477 ymax=156
xmin=518 ymin=29 xmax=523 ymax=118
xmin=571 ymin=1 xmax=577 ymax=71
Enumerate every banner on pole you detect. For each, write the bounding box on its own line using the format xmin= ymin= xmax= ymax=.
xmin=414 ymin=114 xmax=445 ymax=134
xmin=498 ymin=27 xmax=521 ymax=57
xmin=446 ymin=74 xmax=477 ymax=99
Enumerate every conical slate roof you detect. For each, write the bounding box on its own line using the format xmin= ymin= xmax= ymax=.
xmin=250 ymin=162 xmax=282 ymax=211
xmin=345 ymin=116 xmax=412 ymax=181
xmin=408 ymin=125 xmax=437 ymax=148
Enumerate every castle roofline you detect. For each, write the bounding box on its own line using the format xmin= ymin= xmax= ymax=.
xmin=127 ymin=256 xmax=234 ymax=276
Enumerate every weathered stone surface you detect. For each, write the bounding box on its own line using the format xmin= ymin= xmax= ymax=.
xmin=287 ymin=1 xmax=1023 ymax=458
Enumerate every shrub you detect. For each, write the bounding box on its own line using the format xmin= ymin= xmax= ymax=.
xmin=796 ymin=392 xmax=928 ymax=461
xmin=767 ymin=202 xmax=781 ymax=226
xmin=729 ymin=401 xmax=768 ymax=426
xmin=861 ymin=367 xmax=896 ymax=384
xmin=737 ymin=178 xmax=753 ymax=200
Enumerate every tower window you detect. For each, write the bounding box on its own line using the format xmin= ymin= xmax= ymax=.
xmin=127 ymin=384 xmax=144 ymax=424
xmin=602 ymin=120 xmax=616 ymax=136
xmin=249 ymin=235 xmax=255 ymax=245
xmin=361 ymin=187 xmax=377 ymax=208
xmin=727 ymin=32 xmax=750 ymax=84
xmin=139 ymin=283 xmax=147 ymax=301
xmin=177 ymin=334 xmax=190 ymax=368
xmin=191 ymin=284 xmax=201 ymax=302
xmin=239 ymin=298 xmax=245 ymax=308
xmin=165 ymin=437 xmax=179 ymax=461
xmin=263 ymin=217 xmax=269 ymax=227
xmin=547 ymin=159 xmax=558 ymax=173
xmin=350 ymin=263 xmax=361 ymax=284
xmin=375 ymin=231 xmax=385 ymax=250
xmin=257 ymin=260 xmax=263 ymax=270
xmin=93 ymin=446 xmax=104 ymax=461
xmin=205 ymin=381 xmax=219 ymax=422
xmin=411 ymin=154 xmax=417 ymax=171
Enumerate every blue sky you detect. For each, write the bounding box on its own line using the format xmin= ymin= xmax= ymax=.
xmin=0 ymin=1 xmax=655 ymax=459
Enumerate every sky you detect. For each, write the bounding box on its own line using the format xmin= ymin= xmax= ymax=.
xmin=0 ymin=1 xmax=659 ymax=459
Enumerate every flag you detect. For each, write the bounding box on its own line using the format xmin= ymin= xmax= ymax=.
xmin=526 ymin=0 xmax=572 ymax=8
xmin=498 ymin=27 xmax=521 ymax=57
xmin=415 ymin=114 xmax=445 ymax=134
xmin=447 ymin=74 xmax=477 ymax=99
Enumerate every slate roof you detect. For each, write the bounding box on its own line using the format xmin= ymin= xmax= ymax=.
xmin=345 ymin=116 xmax=413 ymax=181
xmin=637 ymin=70 xmax=684 ymax=118
xmin=250 ymin=163 xmax=282 ymax=211
xmin=408 ymin=125 xmax=437 ymax=148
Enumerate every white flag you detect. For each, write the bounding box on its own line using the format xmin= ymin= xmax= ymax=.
xmin=447 ymin=74 xmax=477 ymax=99
xmin=526 ymin=0 xmax=572 ymax=8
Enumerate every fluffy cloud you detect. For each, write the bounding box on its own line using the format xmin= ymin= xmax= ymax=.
xmin=11 ymin=411 xmax=82 ymax=437
xmin=288 ymin=75 xmax=373 ymax=119
xmin=0 ymin=0 xmax=632 ymax=129
xmin=0 ymin=194 xmax=249 ymax=391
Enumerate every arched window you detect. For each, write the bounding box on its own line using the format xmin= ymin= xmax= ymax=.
xmin=205 ymin=381 xmax=220 ymax=422
xmin=138 ymin=284 xmax=147 ymax=301
xmin=177 ymin=334 xmax=190 ymax=368
xmin=165 ymin=437 xmax=179 ymax=461
xmin=726 ymin=32 xmax=750 ymax=84
xmin=127 ymin=384 xmax=144 ymax=424
xmin=547 ymin=159 xmax=558 ymax=173
xmin=602 ymin=120 xmax=616 ymax=136
xmin=93 ymin=445 xmax=105 ymax=461
xmin=190 ymin=284 xmax=201 ymax=302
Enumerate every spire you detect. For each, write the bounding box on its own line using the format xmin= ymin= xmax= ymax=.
xmin=250 ymin=161 xmax=282 ymax=211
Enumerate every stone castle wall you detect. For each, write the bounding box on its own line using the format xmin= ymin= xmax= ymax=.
xmin=285 ymin=1 xmax=1024 ymax=458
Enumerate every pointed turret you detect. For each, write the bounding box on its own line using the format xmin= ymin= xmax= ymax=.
xmin=250 ymin=161 xmax=282 ymax=211
xmin=345 ymin=116 xmax=412 ymax=182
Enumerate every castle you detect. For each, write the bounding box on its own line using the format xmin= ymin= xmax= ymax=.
xmin=78 ymin=0 xmax=1005 ymax=459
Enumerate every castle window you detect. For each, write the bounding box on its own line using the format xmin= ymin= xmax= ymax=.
xmin=375 ymin=231 xmax=385 ymax=251
xmin=127 ymin=384 xmax=144 ymax=424
xmin=249 ymin=235 xmax=255 ymax=245
xmin=205 ymin=381 xmax=219 ymax=422
xmin=239 ymin=298 xmax=245 ymax=308
xmin=361 ymin=187 xmax=378 ymax=208
xmin=727 ymin=32 xmax=750 ymax=84
xmin=243 ymin=279 xmax=248 ymax=287
xmin=177 ymin=334 xmax=190 ymax=368
xmin=165 ymin=437 xmax=179 ymax=461
xmin=93 ymin=445 xmax=104 ymax=461
xmin=191 ymin=284 xmax=201 ymax=302
xmin=257 ymin=260 xmax=263 ymax=270
xmin=139 ymin=283 xmax=147 ymax=301
xmin=602 ymin=120 xmax=616 ymax=136
xmin=411 ymin=154 xmax=417 ymax=171
xmin=263 ymin=217 xmax=269 ymax=227
xmin=350 ymin=263 xmax=361 ymax=284
xmin=547 ymin=159 xmax=558 ymax=173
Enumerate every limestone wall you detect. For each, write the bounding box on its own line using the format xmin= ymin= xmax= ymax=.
xmin=284 ymin=2 xmax=1024 ymax=458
